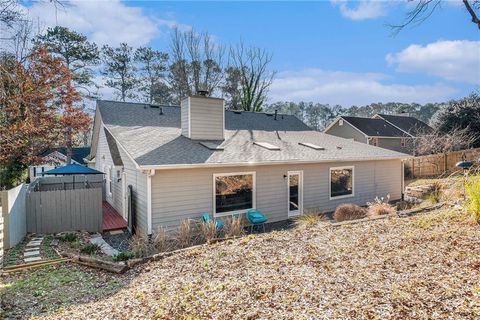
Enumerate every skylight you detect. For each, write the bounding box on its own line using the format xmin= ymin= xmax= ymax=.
xmin=254 ymin=141 xmax=280 ymax=150
xmin=299 ymin=142 xmax=325 ymax=150
xmin=199 ymin=142 xmax=224 ymax=151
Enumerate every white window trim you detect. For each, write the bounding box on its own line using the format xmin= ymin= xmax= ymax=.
xmin=213 ymin=171 xmax=256 ymax=217
xmin=107 ymin=165 xmax=113 ymax=198
xmin=287 ymin=170 xmax=303 ymax=217
xmin=329 ymin=166 xmax=355 ymax=200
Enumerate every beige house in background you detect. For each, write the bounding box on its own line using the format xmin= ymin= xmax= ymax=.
xmin=89 ymin=94 xmax=408 ymax=235
xmin=324 ymin=114 xmax=433 ymax=155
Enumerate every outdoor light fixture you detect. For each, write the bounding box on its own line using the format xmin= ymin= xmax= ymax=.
xmin=456 ymin=155 xmax=474 ymax=200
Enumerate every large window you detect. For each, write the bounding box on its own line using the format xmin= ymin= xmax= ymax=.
xmin=330 ymin=166 xmax=354 ymax=199
xmin=214 ymin=172 xmax=255 ymax=216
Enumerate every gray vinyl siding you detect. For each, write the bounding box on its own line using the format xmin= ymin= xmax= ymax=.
xmin=181 ymin=98 xmax=189 ymax=137
xmin=325 ymin=120 xmax=367 ymax=143
xmin=372 ymin=138 xmax=414 ymax=155
xmin=95 ymin=123 xmax=149 ymax=233
xmin=118 ymin=146 xmax=149 ymax=234
xmin=189 ymin=96 xmax=224 ymax=140
xmin=150 ymin=159 xmax=402 ymax=231
xmin=95 ymin=126 xmax=123 ymax=213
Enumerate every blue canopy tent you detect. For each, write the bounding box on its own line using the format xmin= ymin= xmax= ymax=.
xmin=43 ymin=164 xmax=104 ymax=189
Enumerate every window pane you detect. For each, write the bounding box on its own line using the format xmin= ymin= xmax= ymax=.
xmin=331 ymin=168 xmax=353 ymax=197
xmin=215 ymin=174 xmax=253 ymax=213
xmin=289 ymin=174 xmax=299 ymax=211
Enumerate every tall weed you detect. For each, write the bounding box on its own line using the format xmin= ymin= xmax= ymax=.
xmin=466 ymin=177 xmax=480 ymax=223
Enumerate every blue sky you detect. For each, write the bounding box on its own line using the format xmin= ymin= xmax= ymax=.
xmin=21 ymin=0 xmax=480 ymax=106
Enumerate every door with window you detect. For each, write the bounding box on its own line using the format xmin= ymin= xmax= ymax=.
xmin=287 ymin=171 xmax=303 ymax=217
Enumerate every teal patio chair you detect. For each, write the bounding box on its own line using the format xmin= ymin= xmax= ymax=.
xmin=246 ymin=209 xmax=268 ymax=233
xmin=201 ymin=212 xmax=225 ymax=231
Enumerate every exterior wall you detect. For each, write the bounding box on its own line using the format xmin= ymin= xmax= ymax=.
xmin=325 ymin=120 xmax=368 ymax=143
xmin=95 ymin=124 xmax=148 ymax=233
xmin=150 ymin=159 xmax=402 ymax=231
xmin=95 ymin=127 xmax=123 ymax=214
xmin=371 ymin=138 xmax=413 ymax=155
xmin=1 ymin=183 xmax=27 ymax=250
xmin=181 ymin=96 xmax=224 ymax=141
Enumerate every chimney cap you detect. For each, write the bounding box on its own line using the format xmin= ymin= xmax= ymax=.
xmin=196 ymin=90 xmax=209 ymax=97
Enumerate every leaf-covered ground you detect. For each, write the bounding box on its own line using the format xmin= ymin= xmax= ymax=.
xmin=2 ymin=208 xmax=480 ymax=319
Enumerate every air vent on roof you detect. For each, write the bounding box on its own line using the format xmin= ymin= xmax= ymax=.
xmin=233 ymin=110 xmax=242 ymax=114
xmin=266 ymin=113 xmax=273 ymax=117
xmin=150 ymin=105 xmax=160 ymax=108
xmin=299 ymin=142 xmax=325 ymax=150
xmin=254 ymin=141 xmax=280 ymax=150
xmin=199 ymin=141 xmax=224 ymax=150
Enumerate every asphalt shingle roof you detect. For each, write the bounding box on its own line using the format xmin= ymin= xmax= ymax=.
xmin=341 ymin=116 xmax=407 ymax=137
xmin=42 ymin=147 xmax=91 ymax=165
xmin=376 ymin=114 xmax=433 ymax=136
xmin=104 ymin=128 xmax=124 ymax=166
xmin=97 ymin=100 xmax=408 ymax=167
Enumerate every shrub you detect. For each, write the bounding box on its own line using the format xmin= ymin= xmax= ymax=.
xmin=199 ymin=220 xmax=217 ymax=242
xmin=223 ymin=216 xmax=244 ymax=238
xmin=294 ymin=210 xmax=324 ymax=228
xmin=334 ymin=204 xmax=367 ymax=222
xmin=113 ymin=251 xmax=135 ymax=262
xmin=466 ymin=177 xmax=480 ymax=223
xmin=367 ymin=195 xmax=396 ymax=216
xmin=129 ymin=234 xmax=149 ymax=257
xmin=176 ymin=220 xmax=194 ymax=248
xmin=60 ymin=233 xmax=77 ymax=242
xmin=152 ymin=226 xmax=168 ymax=252
xmin=80 ymin=243 xmax=101 ymax=255
xmin=426 ymin=182 xmax=443 ymax=203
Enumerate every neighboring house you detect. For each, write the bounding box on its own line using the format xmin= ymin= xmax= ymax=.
xmin=29 ymin=147 xmax=91 ymax=180
xmin=324 ymin=114 xmax=433 ymax=154
xmin=90 ymin=94 xmax=409 ymax=235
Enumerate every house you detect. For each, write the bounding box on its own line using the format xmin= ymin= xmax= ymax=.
xmin=324 ymin=114 xmax=433 ymax=155
xmin=89 ymin=94 xmax=409 ymax=235
xmin=29 ymin=147 xmax=91 ymax=180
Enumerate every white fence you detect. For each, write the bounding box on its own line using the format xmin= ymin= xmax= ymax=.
xmin=0 ymin=183 xmax=28 ymax=263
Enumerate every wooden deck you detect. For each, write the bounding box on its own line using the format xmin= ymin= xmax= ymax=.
xmin=103 ymin=201 xmax=128 ymax=231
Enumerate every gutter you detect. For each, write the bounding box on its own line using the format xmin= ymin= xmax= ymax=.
xmin=137 ymin=156 xmax=412 ymax=171
xmin=146 ymin=169 xmax=155 ymax=235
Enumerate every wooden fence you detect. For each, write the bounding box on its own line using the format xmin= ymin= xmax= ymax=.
xmin=26 ymin=188 xmax=102 ymax=234
xmin=404 ymin=147 xmax=480 ymax=178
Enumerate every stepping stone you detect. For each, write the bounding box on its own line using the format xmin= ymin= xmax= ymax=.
xmin=51 ymin=239 xmax=59 ymax=247
xmin=109 ymin=230 xmax=124 ymax=235
xmin=27 ymin=241 xmax=42 ymax=247
xmin=24 ymin=256 xmax=42 ymax=263
xmin=24 ymin=250 xmax=40 ymax=257
xmin=25 ymin=247 xmax=40 ymax=252
xmin=31 ymin=237 xmax=44 ymax=241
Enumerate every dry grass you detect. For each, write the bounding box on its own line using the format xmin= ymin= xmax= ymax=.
xmin=199 ymin=220 xmax=217 ymax=242
xmin=334 ymin=204 xmax=367 ymax=222
xmin=152 ymin=226 xmax=168 ymax=252
xmin=176 ymin=220 xmax=197 ymax=248
xmin=367 ymin=195 xmax=396 ymax=216
xmin=466 ymin=176 xmax=480 ymax=223
xmin=223 ymin=216 xmax=244 ymax=238
xmin=129 ymin=234 xmax=149 ymax=258
xmin=21 ymin=206 xmax=480 ymax=320
xmin=294 ymin=208 xmax=326 ymax=228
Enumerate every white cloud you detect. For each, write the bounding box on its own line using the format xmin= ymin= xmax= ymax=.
xmin=386 ymin=40 xmax=480 ymax=85
xmin=331 ymin=0 xmax=388 ymax=20
xmin=269 ymin=69 xmax=458 ymax=106
xmin=21 ymin=0 xmax=186 ymax=47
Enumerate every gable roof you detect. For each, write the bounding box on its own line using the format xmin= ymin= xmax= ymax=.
xmin=42 ymin=147 xmax=91 ymax=165
xmin=96 ymin=100 xmax=408 ymax=168
xmin=374 ymin=114 xmax=433 ymax=136
xmin=340 ymin=116 xmax=407 ymax=137
xmin=104 ymin=128 xmax=124 ymax=166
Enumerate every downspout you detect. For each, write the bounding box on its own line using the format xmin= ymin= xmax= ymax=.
xmin=146 ymin=169 xmax=155 ymax=235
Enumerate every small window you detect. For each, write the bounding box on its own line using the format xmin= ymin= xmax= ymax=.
xmin=330 ymin=166 xmax=354 ymax=199
xmin=214 ymin=172 xmax=255 ymax=216
xmin=107 ymin=166 xmax=113 ymax=196
xmin=370 ymin=138 xmax=378 ymax=146
xmin=339 ymin=119 xmax=344 ymax=126
xmin=254 ymin=141 xmax=280 ymax=150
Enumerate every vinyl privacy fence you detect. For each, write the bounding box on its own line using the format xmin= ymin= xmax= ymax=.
xmin=26 ymin=187 xmax=103 ymax=234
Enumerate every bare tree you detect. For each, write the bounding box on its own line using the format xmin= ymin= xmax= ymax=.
xmin=229 ymin=42 xmax=276 ymax=112
xmin=415 ymin=127 xmax=476 ymax=156
xmin=0 ymin=0 xmax=21 ymax=27
xmin=168 ymin=27 xmax=224 ymax=102
xmin=390 ymin=0 xmax=480 ymax=34
xmin=134 ymin=46 xmax=169 ymax=104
